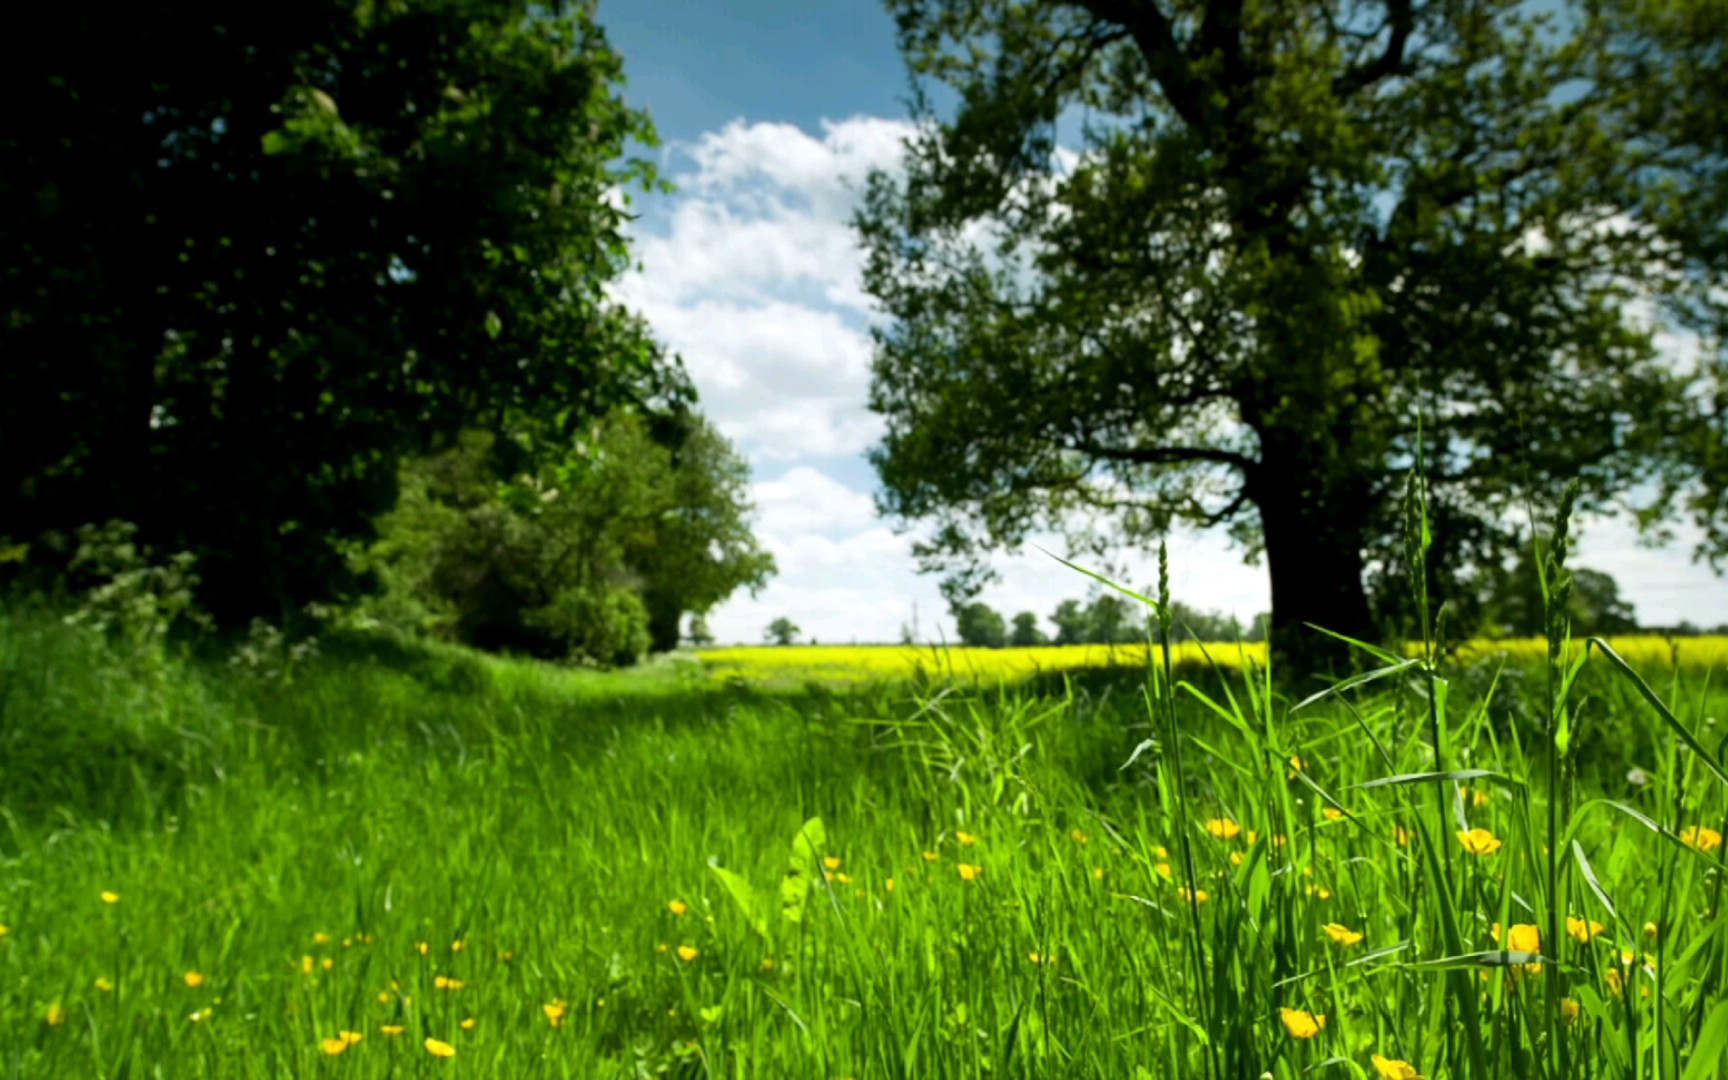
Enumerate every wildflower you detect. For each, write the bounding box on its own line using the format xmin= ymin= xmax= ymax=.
xmin=1287 ymin=755 xmax=1305 ymax=778
xmin=1456 ymin=828 xmax=1502 ymax=855
xmin=381 ymin=1025 xmax=405 ymax=1037
xmin=1566 ymin=916 xmax=1605 ymax=944
xmin=342 ymin=937 xmax=353 ymax=949
xmin=1561 ymin=998 xmax=1580 ymax=1026
xmin=921 ymin=851 xmax=938 ymax=862
xmin=1458 ymin=786 xmax=1490 ymax=808
xmin=416 ymin=942 xmax=429 ymax=955
xmin=1272 ymin=835 xmax=1288 ymax=848
xmin=1230 ymin=852 xmax=1243 ymax=866
xmin=189 ymin=1010 xmax=205 ymax=1022
xmin=677 ymin=946 xmax=699 ymax=962
xmin=668 ymin=899 xmax=688 ymax=916
xmin=1371 ymin=1055 xmax=1421 ymax=1079
xmin=884 ymin=878 xmax=894 ymax=893
xmin=1305 ymin=885 xmax=1332 ymax=900
xmin=1323 ymin=923 xmax=1364 ymax=947
xmin=1155 ymin=863 xmax=1172 ymax=879
xmin=341 ymin=1031 xmax=363 ymax=1045
xmin=433 ymin=976 xmax=465 ymax=990
xmin=321 ymin=1038 xmax=349 ymax=1056
xmin=1279 ymin=1007 xmax=1325 ymax=1039
xmin=1323 ymin=807 xmax=1343 ymax=822
xmin=1680 ymin=825 xmax=1722 ymax=852
xmin=450 ymin=940 xmax=464 ymax=952
xmin=1155 ymin=845 xmax=1169 ymax=858
xmin=301 ymin=955 xmax=314 ymax=975
xmin=1093 ymin=867 xmax=1105 ymax=880
xmin=313 ymin=932 xmax=330 ymax=945
xmin=0 ymin=923 xmax=8 ymax=937
xmin=957 ymin=863 xmax=982 ymax=882
xmin=101 ymin=891 xmax=119 ymax=905
xmin=760 ymin=959 xmax=775 ymax=971
xmin=1392 ymin=826 xmax=1409 ymax=847
xmin=1071 ymin=828 xmax=1089 ymax=845
xmin=823 ymin=856 xmax=842 ymax=870
xmin=184 ymin=971 xmax=205 ymax=988
xmin=460 ymin=1017 xmax=475 ymax=1030
xmin=956 ymin=831 xmax=977 ymax=846
xmin=95 ymin=977 xmax=114 ymax=992
xmin=544 ymin=1000 xmax=568 ymax=1028
xmin=1491 ymin=923 xmax=1542 ymax=973
xmin=835 ymin=872 xmax=853 ymax=884
xmin=1178 ymin=886 xmax=1208 ymax=904
xmin=46 ymin=1004 xmax=65 ymax=1027
xmin=424 ymin=1037 xmax=456 ymax=1058
xmin=656 ymin=944 xmax=668 ymax=953
xmin=377 ymin=991 xmax=391 ymax=1003
xmin=322 ymin=957 xmax=334 ymax=971
xmin=1206 ymin=819 xmax=1242 ymax=840
xmin=1644 ymin=922 xmax=1659 ymax=941
xmin=1029 ymin=952 xmax=1044 ymax=964
xmin=1606 ymin=968 xmax=1624 ymax=997
xmin=1247 ymin=830 xmax=1259 ymax=844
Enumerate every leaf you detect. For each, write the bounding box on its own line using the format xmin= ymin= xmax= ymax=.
xmin=1118 ymin=737 xmax=1156 ymax=772
xmin=710 ymin=864 xmax=767 ymax=939
xmin=1292 ymin=657 xmax=1422 ymax=713
xmin=780 ymin=816 xmax=826 ymax=925
xmin=1403 ymin=950 xmax=1545 ymax=972
xmin=484 ymin=310 xmax=503 ymax=340
xmin=1586 ymin=638 xmax=1728 ymax=787
xmin=1571 ymin=840 xmax=1618 ymax=926
xmin=1352 ymin=768 xmax=1516 ymax=792
xmin=1681 ymin=1000 xmax=1728 ymax=1080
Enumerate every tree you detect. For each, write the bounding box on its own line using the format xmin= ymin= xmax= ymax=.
xmin=1 ymin=0 xmax=687 ymax=627
xmin=357 ymin=414 xmax=772 ymax=665
xmin=1050 ymin=598 xmax=1090 ymax=645
xmin=687 ymin=614 xmax=715 ymax=647
xmin=765 ymin=618 xmax=802 ymax=646
xmin=856 ymin=0 xmax=1727 ymax=676
xmin=1084 ymin=593 xmax=1142 ymax=645
xmin=955 ymin=601 xmax=1008 ymax=647
xmin=1010 ymin=610 xmax=1048 ymax=647
xmin=1480 ymin=552 xmax=1639 ymax=638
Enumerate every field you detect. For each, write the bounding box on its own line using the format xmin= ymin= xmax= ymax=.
xmin=5 ymin=607 xmax=1728 ymax=1078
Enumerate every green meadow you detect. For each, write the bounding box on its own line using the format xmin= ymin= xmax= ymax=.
xmin=4 ymin=599 xmax=1727 ymax=1079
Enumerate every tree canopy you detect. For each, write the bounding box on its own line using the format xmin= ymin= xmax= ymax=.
xmin=1 ymin=0 xmax=687 ymax=626
xmin=857 ymin=0 xmax=1727 ymax=675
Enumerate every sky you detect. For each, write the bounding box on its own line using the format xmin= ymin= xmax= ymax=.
xmin=599 ymin=0 xmax=1727 ymax=645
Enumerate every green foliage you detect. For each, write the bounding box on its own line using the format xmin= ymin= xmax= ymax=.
xmin=1008 ymin=610 xmax=1048 ymax=647
xmin=356 ymin=414 xmax=771 ymax=665
xmin=954 ymin=600 xmax=1008 ymax=647
xmin=1 ymin=0 xmax=687 ymax=626
xmin=765 ymin=617 xmax=802 ymax=646
xmin=62 ymin=521 xmax=210 ymax=652
xmin=857 ymin=0 xmax=1728 ymax=674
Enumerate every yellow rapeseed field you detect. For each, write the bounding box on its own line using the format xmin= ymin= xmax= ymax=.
xmin=698 ymin=636 xmax=1728 ymax=684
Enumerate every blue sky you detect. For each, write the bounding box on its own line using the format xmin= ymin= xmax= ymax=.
xmin=601 ymin=0 xmax=1727 ymax=645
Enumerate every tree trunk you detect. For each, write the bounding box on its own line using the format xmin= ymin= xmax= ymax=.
xmin=1251 ymin=462 xmax=1376 ymax=686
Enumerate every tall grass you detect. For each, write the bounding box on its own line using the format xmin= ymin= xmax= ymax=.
xmin=1 ymin=552 xmax=1726 ymax=1077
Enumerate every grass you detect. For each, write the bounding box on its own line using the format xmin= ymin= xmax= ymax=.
xmin=3 ymin=600 xmax=1728 ymax=1078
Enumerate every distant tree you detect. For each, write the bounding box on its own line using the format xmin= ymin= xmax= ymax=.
xmin=1158 ymin=601 xmax=1246 ymax=643
xmin=765 ymin=618 xmax=801 ymax=647
xmin=357 ymin=414 xmax=771 ymax=666
xmin=955 ymin=602 xmax=1008 ymax=648
xmin=1050 ymin=599 xmax=1090 ymax=646
xmin=1084 ymin=594 xmax=1140 ymax=645
xmin=1009 ymin=611 xmax=1048 ymax=647
xmin=1481 ymin=550 xmax=1640 ymax=638
xmin=687 ymin=614 xmax=715 ymax=647
xmin=2 ymin=0 xmax=687 ymax=627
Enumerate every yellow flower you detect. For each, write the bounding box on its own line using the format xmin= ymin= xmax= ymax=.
xmin=677 ymin=945 xmax=699 ymax=962
xmin=1155 ymin=845 xmax=1169 ymax=858
xmin=1287 ymin=755 xmax=1305 ymax=778
xmin=1458 ymin=786 xmax=1490 ymax=808
xmin=46 ymin=1004 xmax=65 ymax=1027
xmin=884 ymin=878 xmax=894 ymax=893
xmin=1392 ymin=826 xmax=1409 ymax=847
xmin=1093 ymin=867 xmax=1104 ymax=880
xmin=1305 ymin=885 xmax=1332 ymax=900
xmin=957 ymin=863 xmax=982 ymax=881
xmin=1606 ymin=968 xmax=1624 ymax=997
xmin=95 ymin=977 xmax=114 ymax=992
xmin=760 ymin=959 xmax=775 ymax=971
xmin=377 ymin=991 xmax=391 ymax=1003
xmin=921 ymin=851 xmax=938 ymax=862
xmin=433 ymin=975 xmax=464 ymax=990
xmin=1456 ymin=828 xmax=1502 ymax=855
xmin=1566 ymin=916 xmax=1604 ymax=944
xmin=301 ymin=955 xmax=314 ymax=975
xmin=321 ymin=957 xmax=334 ymax=971
xmin=424 ymin=1037 xmax=456 ymax=1058
xmin=1561 ymin=998 xmax=1580 ymax=1026
xmin=1323 ymin=807 xmax=1343 ymax=822
xmin=1071 ymin=828 xmax=1088 ymax=845
xmin=184 ymin=971 xmax=205 ymax=988
xmin=1323 ymin=923 xmax=1364 ymax=947
xmin=956 ymin=831 xmax=977 ymax=846
xmin=460 ymin=1017 xmax=475 ymax=1030
xmin=101 ymin=891 xmax=119 ymax=905
xmin=1644 ymin=922 xmax=1659 ymax=941
xmin=1178 ymin=886 xmax=1208 ymax=904
xmin=835 ymin=872 xmax=853 ymax=884
xmin=544 ymin=999 xmax=568 ymax=1028
xmin=823 ymin=856 xmax=842 ymax=870
xmin=313 ymin=932 xmax=330 ymax=945
xmin=416 ymin=942 xmax=429 ymax=955
xmin=1279 ymin=1007 xmax=1325 ymax=1039
xmin=321 ymin=1038 xmax=349 ymax=1056
xmin=341 ymin=1031 xmax=363 ymax=1045
xmin=450 ymin=939 xmax=464 ymax=952
xmin=381 ymin=1025 xmax=405 ymax=1037
xmin=0 ymin=923 xmax=8 ymax=937
xmin=1230 ymin=852 xmax=1243 ymax=866
xmin=1680 ymin=825 xmax=1722 ymax=852
xmin=668 ymin=900 xmax=688 ymax=916
xmin=1155 ymin=862 xmax=1172 ymax=879
xmin=656 ymin=943 xmax=669 ymax=953
xmin=1206 ymin=819 xmax=1242 ymax=840
xmin=1371 ymin=1054 xmax=1421 ymax=1079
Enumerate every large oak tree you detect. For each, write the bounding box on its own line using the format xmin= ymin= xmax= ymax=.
xmin=856 ymin=0 xmax=1727 ymax=674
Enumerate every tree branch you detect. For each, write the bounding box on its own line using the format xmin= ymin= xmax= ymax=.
xmin=1333 ymin=0 xmax=1414 ymax=98
xmin=1068 ymin=437 xmax=1257 ymax=473
xmin=1063 ymin=0 xmax=1212 ymax=133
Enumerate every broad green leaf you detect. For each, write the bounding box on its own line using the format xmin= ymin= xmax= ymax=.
xmin=710 ymin=864 xmax=767 ymax=939
xmin=780 ymin=816 xmax=826 ymax=925
xmin=1681 ymin=1000 xmax=1728 ymax=1080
